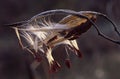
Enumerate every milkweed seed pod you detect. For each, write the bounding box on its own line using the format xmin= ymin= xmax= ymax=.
xmin=8 ymin=9 xmax=120 ymax=72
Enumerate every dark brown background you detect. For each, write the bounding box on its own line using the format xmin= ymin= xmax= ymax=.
xmin=0 ymin=0 xmax=120 ymax=79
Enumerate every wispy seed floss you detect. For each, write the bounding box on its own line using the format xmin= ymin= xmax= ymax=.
xmin=8 ymin=9 xmax=120 ymax=73
xmin=13 ymin=14 xmax=82 ymax=72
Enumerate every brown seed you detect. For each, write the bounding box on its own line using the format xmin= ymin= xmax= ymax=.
xmin=50 ymin=61 xmax=61 ymax=73
xmin=65 ymin=59 xmax=71 ymax=69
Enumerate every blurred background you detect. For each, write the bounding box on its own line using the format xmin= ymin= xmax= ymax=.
xmin=0 ymin=0 xmax=120 ymax=79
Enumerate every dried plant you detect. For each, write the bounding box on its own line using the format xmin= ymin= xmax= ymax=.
xmin=7 ymin=9 xmax=120 ymax=72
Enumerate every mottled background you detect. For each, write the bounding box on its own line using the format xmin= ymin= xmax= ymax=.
xmin=0 ymin=0 xmax=120 ymax=79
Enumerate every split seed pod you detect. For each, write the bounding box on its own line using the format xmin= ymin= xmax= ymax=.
xmin=7 ymin=9 xmax=120 ymax=72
